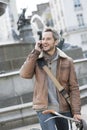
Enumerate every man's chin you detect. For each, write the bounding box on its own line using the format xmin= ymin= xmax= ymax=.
xmin=43 ymin=49 xmax=49 ymax=52
xmin=43 ymin=48 xmax=50 ymax=52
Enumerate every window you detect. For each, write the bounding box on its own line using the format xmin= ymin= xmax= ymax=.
xmin=73 ymin=0 xmax=81 ymax=7
xmin=77 ymin=14 xmax=84 ymax=26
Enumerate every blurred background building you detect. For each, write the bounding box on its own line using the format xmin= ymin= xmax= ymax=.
xmin=49 ymin=0 xmax=87 ymax=57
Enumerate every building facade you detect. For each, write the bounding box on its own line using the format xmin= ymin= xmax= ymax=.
xmin=49 ymin=0 xmax=87 ymax=57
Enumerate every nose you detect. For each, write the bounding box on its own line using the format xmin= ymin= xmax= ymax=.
xmin=42 ymin=39 xmax=47 ymax=44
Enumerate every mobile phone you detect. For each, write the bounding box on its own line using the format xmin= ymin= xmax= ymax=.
xmin=37 ymin=31 xmax=42 ymax=40
xmin=39 ymin=43 xmax=43 ymax=49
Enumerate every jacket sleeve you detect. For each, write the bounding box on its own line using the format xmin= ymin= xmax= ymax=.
xmin=20 ymin=49 xmax=40 ymax=79
xmin=69 ymin=58 xmax=81 ymax=115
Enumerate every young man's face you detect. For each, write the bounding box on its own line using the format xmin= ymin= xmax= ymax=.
xmin=42 ymin=31 xmax=57 ymax=55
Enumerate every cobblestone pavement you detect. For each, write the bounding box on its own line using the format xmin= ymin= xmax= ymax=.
xmin=12 ymin=104 xmax=87 ymax=130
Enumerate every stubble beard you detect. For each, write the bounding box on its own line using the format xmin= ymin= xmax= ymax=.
xmin=43 ymin=46 xmax=55 ymax=55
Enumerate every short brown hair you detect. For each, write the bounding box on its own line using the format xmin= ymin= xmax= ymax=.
xmin=43 ymin=27 xmax=59 ymax=41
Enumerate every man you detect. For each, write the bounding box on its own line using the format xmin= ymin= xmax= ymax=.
xmin=20 ymin=27 xmax=81 ymax=130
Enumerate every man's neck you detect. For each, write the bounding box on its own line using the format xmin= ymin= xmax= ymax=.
xmin=43 ymin=48 xmax=57 ymax=62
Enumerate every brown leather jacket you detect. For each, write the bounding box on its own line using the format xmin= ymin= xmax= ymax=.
xmin=20 ymin=48 xmax=81 ymax=115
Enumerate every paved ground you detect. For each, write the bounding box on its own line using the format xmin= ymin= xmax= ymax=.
xmin=12 ymin=104 xmax=87 ymax=130
xmin=12 ymin=123 xmax=41 ymax=130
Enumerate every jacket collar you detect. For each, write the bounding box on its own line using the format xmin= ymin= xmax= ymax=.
xmin=39 ymin=47 xmax=68 ymax=59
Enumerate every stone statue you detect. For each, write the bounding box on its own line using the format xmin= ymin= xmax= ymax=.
xmin=17 ymin=8 xmax=30 ymax=30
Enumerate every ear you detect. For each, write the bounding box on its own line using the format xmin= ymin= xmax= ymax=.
xmin=55 ymin=40 xmax=58 ymax=46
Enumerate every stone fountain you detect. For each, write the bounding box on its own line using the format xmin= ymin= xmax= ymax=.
xmin=0 ymin=0 xmax=8 ymax=16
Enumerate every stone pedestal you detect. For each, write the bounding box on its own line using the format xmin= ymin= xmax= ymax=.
xmin=19 ymin=24 xmax=35 ymax=43
xmin=0 ymin=43 xmax=35 ymax=73
xmin=64 ymin=47 xmax=84 ymax=60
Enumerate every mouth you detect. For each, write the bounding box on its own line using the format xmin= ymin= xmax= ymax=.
xmin=43 ymin=46 xmax=49 ymax=50
xmin=43 ymin=45 xmax=49 ymax=48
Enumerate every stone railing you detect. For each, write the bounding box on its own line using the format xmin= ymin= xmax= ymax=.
xmin=0 ymin=84 xmax=86 ymax=129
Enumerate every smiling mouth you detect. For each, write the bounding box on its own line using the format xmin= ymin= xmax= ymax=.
xmin=43 ymin=45 xmax=48 ymax=47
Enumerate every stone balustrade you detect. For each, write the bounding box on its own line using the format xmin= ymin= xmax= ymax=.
xmin=0 ymin=84 xmax=86 ymax=129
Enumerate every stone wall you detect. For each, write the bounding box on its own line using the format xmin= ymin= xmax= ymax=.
xmin=0 ymin=43 xmax=83 ymax=73
xmin=64 ymin=47 xmax=83 ymax=60
xmin=0 ymin=43 xmax=35 ymax=73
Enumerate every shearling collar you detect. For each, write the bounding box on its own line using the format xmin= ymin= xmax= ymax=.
xmin=39 ymin=47 xmax=68 ymax=59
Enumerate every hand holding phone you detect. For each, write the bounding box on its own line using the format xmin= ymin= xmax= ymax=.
xmin=35 ymin=40 xmax=43 ymax=52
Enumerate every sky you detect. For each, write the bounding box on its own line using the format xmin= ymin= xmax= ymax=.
xmin=16 ymin=0 xmax=49 ymax=16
